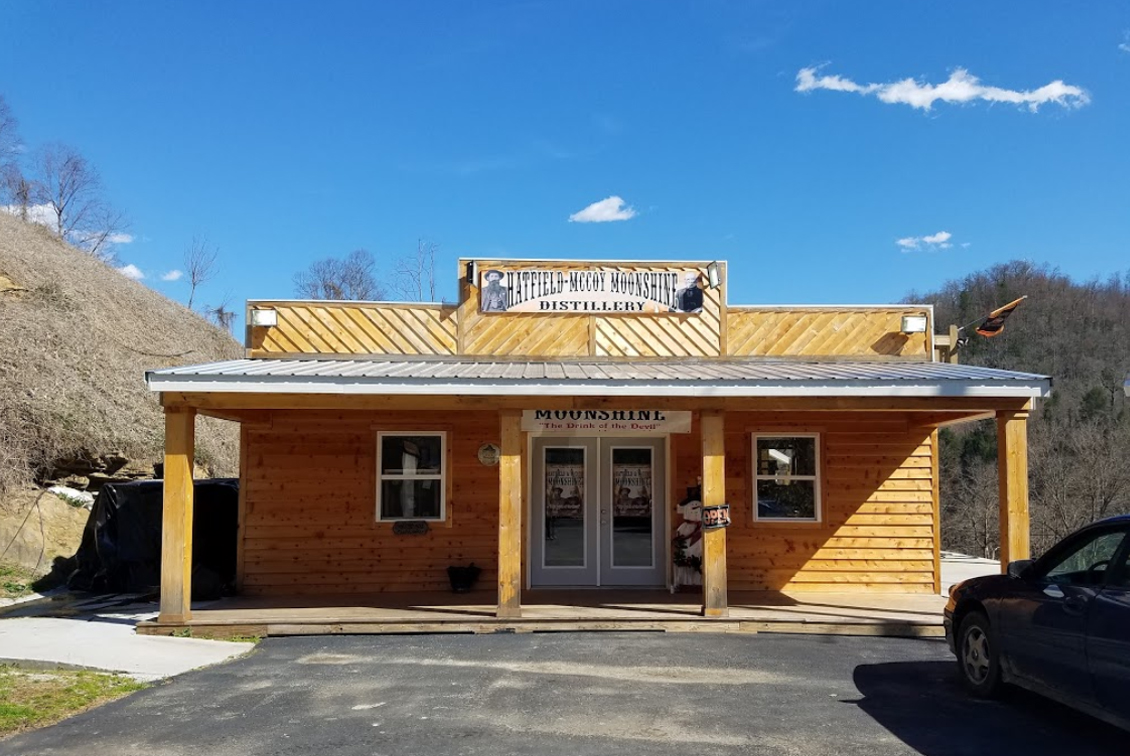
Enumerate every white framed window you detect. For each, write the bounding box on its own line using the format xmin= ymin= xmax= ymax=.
xmin=752 ymin=433 xmax=821 ymax=522
xmin=376 ymin=432 xmax=446 ymax=521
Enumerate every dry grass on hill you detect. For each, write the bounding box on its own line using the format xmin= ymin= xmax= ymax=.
xmin=0 ymin=213 xmax=241 ymax=494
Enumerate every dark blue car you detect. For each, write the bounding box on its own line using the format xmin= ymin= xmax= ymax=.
xmin=944 ymin=515 xmax=1130 ymax=731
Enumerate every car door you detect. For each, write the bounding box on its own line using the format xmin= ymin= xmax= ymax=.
xmin=1087 ymin=529 xmax=1130 ymax=722
xmin=997 ymin=527 xmax=1127 ymax=703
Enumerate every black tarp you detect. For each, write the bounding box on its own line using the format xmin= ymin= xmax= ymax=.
xmin=67 ymin=478 xmax=238 ymax=599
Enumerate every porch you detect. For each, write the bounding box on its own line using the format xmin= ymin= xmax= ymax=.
xmin=137 ymin=589 xmax=947 ymax=638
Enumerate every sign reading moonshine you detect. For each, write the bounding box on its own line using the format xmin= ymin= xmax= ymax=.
xmin=479 ymin=268 xmax=705 ymax=314
xmin=522 ymin=410 xmax=693 ymax=434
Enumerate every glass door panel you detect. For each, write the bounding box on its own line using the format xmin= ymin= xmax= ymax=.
xmin=544 ymin=448 xmax=586 ymax=567
xmin=610 ymin=448 xmax=654 ymax=567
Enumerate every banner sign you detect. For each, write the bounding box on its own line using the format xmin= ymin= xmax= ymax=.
xmin=479 ymin=268 xmax=705 ymax=314
xmin=522 ymin=410 xmax=692 ymax=434
xmin=702 ymin=503 xmax=731 ymax=530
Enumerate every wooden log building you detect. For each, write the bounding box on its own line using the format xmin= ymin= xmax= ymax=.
xmin=144 ymin=259 xmax=1049 ymax=632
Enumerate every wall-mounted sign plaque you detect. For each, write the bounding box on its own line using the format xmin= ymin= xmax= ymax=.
xmin=477 ymin=443 xmax=501 ymax=466
xmin=392 ymin=520 xmax=430 ymax=536
xmin=522 ymin=410 xmax=692 ymax=434
xmin=479 ymin=268 xmax=705 ymax=314
xmin=702 ymin=504 xmax=731 ymax=530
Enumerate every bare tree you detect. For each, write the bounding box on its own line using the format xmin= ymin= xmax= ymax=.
xmin=204 ymin=296 xmax=237 ymax=334
xmin=29 ymin=142 xmax=126 ymax=260
xmin=184 ymin=236 xmax=219 ymax=309
xmin=294 ymin=249 xmax=383 ymax=300
xmin=1 ymin=163 xmax=31 ymax=219
xmin=0 ymin=95 xmax=29 ymax=216
xmin=0 ymin=95 xmax=18 ymax=164
xmin=394 ymin=239 xmax=438 ymax=301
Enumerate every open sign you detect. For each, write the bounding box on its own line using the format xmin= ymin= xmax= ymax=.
xmin=702 ymin=503 xmax=731 ymax=530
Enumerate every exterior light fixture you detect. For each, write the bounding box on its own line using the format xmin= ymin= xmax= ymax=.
xmin=900 ymin=315 xmax=928 ymax=334
xmin=249 ymin=308 xmax=278 ymax=327
xmin=706 ymin=261 xmax=723 ymax=289
xmin=466 ymin=260 xmax=478 ymax=284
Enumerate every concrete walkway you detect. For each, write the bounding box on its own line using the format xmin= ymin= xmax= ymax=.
xmin=939 ymin=551 xmax=1002 ymax=593
xmin=0 ymin=594 xmax=253 ymax=681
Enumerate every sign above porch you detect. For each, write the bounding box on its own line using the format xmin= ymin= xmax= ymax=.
xmin=479 ymin=268 xmax=705 ymax=314
xmin=522 ymin=410 xmax=692 ymax=434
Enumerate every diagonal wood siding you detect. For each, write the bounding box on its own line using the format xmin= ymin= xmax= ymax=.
xmin=250 ymin=302 xmax=458 ymax=357
xmin=727 ymin=308 xmax=930 ymax=358
xmin=247 ymin=265 xmax=932 ymax=360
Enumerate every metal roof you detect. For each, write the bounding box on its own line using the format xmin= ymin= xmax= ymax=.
xmin=146 ymin=358 xmax=1051 ymax=399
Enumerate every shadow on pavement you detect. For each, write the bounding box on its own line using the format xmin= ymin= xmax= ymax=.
xmin=851 ymin=660 xmax=1123 ymax=755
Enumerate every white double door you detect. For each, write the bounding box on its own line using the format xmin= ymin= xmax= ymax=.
xmin=530 ymin=436 xmax=666 ymax=587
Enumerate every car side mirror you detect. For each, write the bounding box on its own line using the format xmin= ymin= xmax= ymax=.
xmin=1007 ymin=559 xmax=1034 ymax=579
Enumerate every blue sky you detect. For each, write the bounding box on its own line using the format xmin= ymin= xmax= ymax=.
xmin=2 ymin=1 xmax=1128 ymax=324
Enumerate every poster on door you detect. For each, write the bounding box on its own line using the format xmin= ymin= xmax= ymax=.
xmin=612 ymin=463 xmax=652 ymax=517
xmin=545 ymin=462 xmax=584 ymax=519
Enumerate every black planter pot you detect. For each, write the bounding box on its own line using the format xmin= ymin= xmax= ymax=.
xmin=447 ymin=563 xmax=482 ymax=593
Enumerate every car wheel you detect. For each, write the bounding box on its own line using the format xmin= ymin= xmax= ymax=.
xmin=957 ymin=610 xmax=1003 ymax=698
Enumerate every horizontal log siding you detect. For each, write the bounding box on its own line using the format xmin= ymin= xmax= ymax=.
xmin=241 ymin=411 xmax=498 ymax=595
xmin=673 ymin=411 xmax=938 ymax=593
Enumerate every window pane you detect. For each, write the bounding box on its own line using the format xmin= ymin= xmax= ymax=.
xmin=380 ymin=479 xmax=442 ymax=519
xmin=757 ymin=437 xmax=817 ymax=477
xmin=611 ymin=448 xmax=653 ymax=567
xmin=757 ymin=479 xmax=816 ymax=520
xmin=544 ymin=448 xmax=585 ymax=567
xmin=1045 ymin=531 xmax=1127 ymax=586
xmin=381 ymin=435 xmax=442 ymax=475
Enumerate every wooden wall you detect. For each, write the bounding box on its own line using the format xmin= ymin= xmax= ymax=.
xmin=238 ymin=406 xmax=939 ymax=596
xmin=727 ymin=308 xmax=931 ymax=359
xmin=247 ymin=302 xmax=458 ymax=358
xmin=241 ymin=410 xmax=499 ymax=595
xmin=245 ymin=263 xmax=933 ymax=360
xmin=672 ymin=411 xmax=938 ymax=593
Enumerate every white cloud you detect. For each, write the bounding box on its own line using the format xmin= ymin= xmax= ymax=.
xmin=2 ymin=202 xmax=58 ymax=228
xmin=796 ymin=66 xmax=1090 ymax=112
xmin=2 ymin=205 xmax=133 ymax=247
xmin=117 ymin=263 xmax=145 ymax=280
xmin=897 ymin=231 xmax=955 ymax=252
xmin=1120 ymin=31 xmax=1130 ymax=53
xmin=568 ymin=195 xmax=636 ymax=223
xmin=161 ymin=269 xmax=184 ymax=282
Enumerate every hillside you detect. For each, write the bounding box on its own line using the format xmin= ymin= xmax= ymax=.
xmin=0 ymin=212 xmax=241 ymax=496
xmin=907 ymin=261 xmax=1130 ymax=557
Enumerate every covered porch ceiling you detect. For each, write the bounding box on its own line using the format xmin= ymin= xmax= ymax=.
xmin=146 ymin=356 xmax=1050 ymax=426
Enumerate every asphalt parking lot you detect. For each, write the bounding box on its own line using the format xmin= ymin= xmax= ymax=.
xmin=1 ymin=632 xmax=1123 ymax=756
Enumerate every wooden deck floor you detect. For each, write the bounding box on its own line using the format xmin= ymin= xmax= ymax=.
xmin=138 ymin=590 xmax=947 ymax=638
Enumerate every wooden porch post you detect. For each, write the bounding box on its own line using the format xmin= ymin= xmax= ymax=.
xmin=497 ymin=410 xmax=522 ymax=618
xmin=160 ymin=407 xmax=195 ymax=623
xmin=997 ymin=406 xmax=1031 ymax=572
xmin=701 ymin=410 xmax=728 ymax=617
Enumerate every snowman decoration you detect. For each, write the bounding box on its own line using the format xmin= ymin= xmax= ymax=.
xmin=672 ymin=481 xmax=704 ymax=590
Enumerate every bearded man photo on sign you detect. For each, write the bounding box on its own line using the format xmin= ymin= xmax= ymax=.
xmin=674 ymin=271 xmax=704 ymax=313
